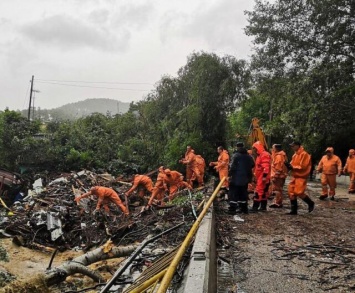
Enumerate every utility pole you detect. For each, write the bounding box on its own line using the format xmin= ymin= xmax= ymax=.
xmin=28 ymin=75 xmax=34 ymax=120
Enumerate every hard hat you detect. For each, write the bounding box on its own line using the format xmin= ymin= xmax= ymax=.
xmin=164 ymin=169 xmax=171 ymax=175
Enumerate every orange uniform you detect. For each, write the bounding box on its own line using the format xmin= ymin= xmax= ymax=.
xmin=180 ymin=147 xmax=203 ymax=187
xmin=270 ymin=149 xmax=288 ymax=207
xmin=125 ymin=175 xmax=154 ymax=198
xmin=343 ymin=149 xmax=355 ymax=193
xmin=317 ymin=147 xmax=342 ymax=199
xmin=253 ymin=142 xmax=271 ymax=202
xmin=164 ymin=169 xmax=192 ymax=200
xmin=210 ymin=148 xmax=229 ymax=189
xmin=148 ymin=167 xmax=167 ymax=206
xmin=76 ymin=186 xmax=129 ymax=215
xmin=288 ymin=146 xmax=311 ymax=200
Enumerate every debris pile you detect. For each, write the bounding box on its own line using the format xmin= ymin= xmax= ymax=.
xmin=0 ymin=170 xmax=199 ymax=252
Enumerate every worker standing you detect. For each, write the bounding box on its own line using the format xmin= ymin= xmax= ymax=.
xmin=343 ymin=149 xmax=355 ymax=193
xmin=250 ymin=141 xmax=271 ymax=212
xmin=209 ymin=146 xmax=230 ymax=190
xmin=317 ymin=147 xmax=342 ymax=200
xmin=228 ymin=142 xmax=255 ymax=214
xmin=147 ymin=167 xmax=167 ymax=207
xmin=125 ymin=174 xmax=154 ymax=198
xmin=285 ymin=141 xmax=315 ymax=215
xmin=269 ymin=144 xmax=288 ymax=208
xmin=164 ymin=169 xmax=192 ymax=200
xmin=179 ymin=146 xmax=204 ymax=187
xmin=75 ymin=186 xmax=129 ymax=215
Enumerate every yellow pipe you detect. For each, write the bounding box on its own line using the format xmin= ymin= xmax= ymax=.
xmin=149 ymin=279 xmax=159 ymax=293
xmin=157 ymin=177 xmax=226 ymax=293
xmin=128 ymin=269 xmax=167 ymax=293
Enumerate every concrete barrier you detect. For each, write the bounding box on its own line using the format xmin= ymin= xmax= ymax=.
xmin=179 ymin=205 xmax=216 ymax=293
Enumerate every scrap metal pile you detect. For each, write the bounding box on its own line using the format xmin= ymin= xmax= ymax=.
xmin=0 ymin=170 xmax=199 ymax=252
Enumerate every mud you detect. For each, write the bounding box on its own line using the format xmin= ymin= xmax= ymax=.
xmin=216 ymin=181 xmax=355 ymax=293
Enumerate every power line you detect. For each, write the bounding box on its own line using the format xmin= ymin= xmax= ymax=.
xmin=35 ymin=80 xmax=152 ymax=91
xmin=35 ymin=79 xmax=154 ymax=86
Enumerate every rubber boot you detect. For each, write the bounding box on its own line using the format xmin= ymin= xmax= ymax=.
xmin=286 ymin=200 xmax=298 ymax=215
xmin=249 ymin=201 xmax=260 ymax=213
xmin=260 ymin=200 xmax=267 ymax=212
xmin=236 ymin=202 xmax=248 ymax=214
xmin=303 ymin=196 xmax=315 ymax=213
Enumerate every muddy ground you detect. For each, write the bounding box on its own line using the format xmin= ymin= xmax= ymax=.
xmin=216 ymin=180 xmax=355 ymax=293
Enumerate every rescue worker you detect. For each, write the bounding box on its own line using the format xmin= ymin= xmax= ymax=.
xmin=147 ymin=166 xmax=167 ymax=207
xmin=125 ymin=174 xmax=154 ymax=198
xmin=194 ymin=153 xmax=206 ymax=185
xmin=269 ymin=144 xmax=288 ymax=208
xmin=317 ymin=147 xmax=342 ymax=200
xmin=179 ymin=146 xmax=204 ymax=187
xmin=75 ymin=186 xmax=129 ymax=215
xmin=228 ymin=142 xmax=255 ymax=214
xmin=209 ymin=146 xmax=230 ymax=190
xmin=285 ymin=141 xmax=315 ymax=215
xmin=250 ymin=141 xmax=271 ymax=212
xmin=343 ymin=149 xmax=355 ymax=193
xmin=164 ymin=169 xmax=192 ymax=200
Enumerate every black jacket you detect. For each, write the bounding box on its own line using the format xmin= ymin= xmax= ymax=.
xmin=229 ymin=148 xmax=255 ymax=186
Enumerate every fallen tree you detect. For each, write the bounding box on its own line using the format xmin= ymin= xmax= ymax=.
xmin=0 ymin=242 xmax=138 ymax=292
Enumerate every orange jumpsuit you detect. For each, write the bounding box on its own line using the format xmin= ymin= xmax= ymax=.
xmin=270 ymin=150 xmax=288 ymax=207
xmin=125 ymin=175 xmax=153 ymax=198
xmin=164 ymin=169 xmax=192 ymax=200
xmin=148 ymin=168 xmax=167 ymax=206
xmin=253 ymin=142 xmax=271 ymax=201
xmin=78 ymin=186 xmax=129 ymax=215
xmin=343 ymin=149 xmax=355 ymax=193
xmin=181 ymin=149 xmax=203 ymax=187
xmin=317 ymin=148 xmax=342 ymax=198
xmin=210 ymin=149 xmax=229 ymax=189
xmin=288 ymin=146 xmax=311 ymax=200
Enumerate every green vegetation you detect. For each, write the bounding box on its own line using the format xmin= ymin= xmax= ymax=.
xmin=0 ymin=1 xmax=354 ymax=172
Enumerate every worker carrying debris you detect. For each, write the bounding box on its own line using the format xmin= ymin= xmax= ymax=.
xmin=125 ymin=174 xmax=154 ymax=198
xmin=269 ymin=144 xmax=288 ymax=208
xmin=317 ymin=147 xmax=342 ymax=200
xmin=147 ymin=166 xmax=167 ymax=207
xmin=250 ymin=141 xmax=271 ymax=212
xmin=179 ymin=145 xmax=204 ymax=187
xmin=285 ymin=141 xmax=315 ymax=215
xmin=343 ymin=149 xmax=355 ymax=194
xmin=75 ymin=186 xmax=129 ymax=215
xmin=209 ymin=146 xmax=230 ymax=190
xmin=164 ymin=168 xmax=192 ymax=200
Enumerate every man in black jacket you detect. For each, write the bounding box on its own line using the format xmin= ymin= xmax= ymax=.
xmin=228 ymin=142 xmax=255 ymax=214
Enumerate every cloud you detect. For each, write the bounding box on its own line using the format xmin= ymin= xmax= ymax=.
xmin=19 ymin=14 xmax=130 ymax=52
xmin=160 ymin=0 xmax=253 ymax=55
xmin=88 ymin=9 xmax=110 ymax=24
xmin=111 ymin=2 xmax=154 ymax=29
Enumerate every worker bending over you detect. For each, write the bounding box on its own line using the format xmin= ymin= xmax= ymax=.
xmin=125 ymin=174 xmax=154 ymax=198
xmin=164 ymin=169 xmax=192 ymax=200
xmin=147 ymin=167 xmax=167 ymax=207
xmin=75 ymin=186 xmax=129 ymax=215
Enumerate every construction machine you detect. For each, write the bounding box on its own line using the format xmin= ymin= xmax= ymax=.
xmin=246 ymin=118 xmax=268 ymax=150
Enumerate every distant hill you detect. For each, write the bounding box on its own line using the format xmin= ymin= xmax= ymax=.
xmin=21 ymin=98 xmax=131 ymax=121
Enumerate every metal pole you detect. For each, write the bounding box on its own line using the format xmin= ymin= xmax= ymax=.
xmin=157 ymin=177 xmax=226 ymax=293
xmin=100 ymin=222 xmax=184 ymax=293
xmin=28 ymin=75 xmax=34 ymax=120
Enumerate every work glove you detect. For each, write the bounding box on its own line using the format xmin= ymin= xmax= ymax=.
xmin=74 ymin=196 xmax=81 ymax=203
xmin=284 ymin=162 xmax=293 ymax=170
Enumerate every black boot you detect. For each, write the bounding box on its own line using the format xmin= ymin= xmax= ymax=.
xmin=249 ymin=201 xmax=260 ymax=213
xmin=260 ymin=200 xmax=267 ymax=211
xmin=236 ymin=202 xmax=249 ymax=214
xmin=303 ymin=196 xmax=315 ymax=213
xmin=286 ymin=200 xmax=298 ymax=215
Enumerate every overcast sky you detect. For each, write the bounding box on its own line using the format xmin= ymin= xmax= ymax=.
xmin=0 ymin=0 xmax=256 ymax=111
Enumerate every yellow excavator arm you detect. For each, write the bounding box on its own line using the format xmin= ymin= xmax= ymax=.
xmin=247 ymin=118 xmax=268 ymax=150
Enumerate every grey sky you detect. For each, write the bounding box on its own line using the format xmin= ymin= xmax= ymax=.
xmin=0 ymin=0 xmax=255 ymax=111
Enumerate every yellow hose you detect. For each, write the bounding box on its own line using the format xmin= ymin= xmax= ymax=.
xmin=129 ymin=268 xmax=167 ymax=293
xmin=156 ymin=177 xmax=226 ymax=293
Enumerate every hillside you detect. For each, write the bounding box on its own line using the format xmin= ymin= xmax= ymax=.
xmin=22 ymin=98 xmax=131 ymax=121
